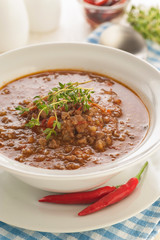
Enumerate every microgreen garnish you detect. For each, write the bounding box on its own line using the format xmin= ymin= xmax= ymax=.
xmin=16 ymin=81 xmax=94 ymax=139
xmin=43 ymin=128 xmax=56 ymax=140
xmin=127 ymin=6 xmax=160 ymax=44
xmin=15 ymin=106 xmax=29 ymax=114
xmin=25 ymin=118 xmax=40 ymax=128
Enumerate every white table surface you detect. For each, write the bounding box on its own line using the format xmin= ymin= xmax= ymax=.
xmin=11 ymin=0 xmax=160 ymax=238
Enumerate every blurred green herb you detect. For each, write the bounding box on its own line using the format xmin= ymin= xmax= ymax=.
xmin=127 ymin=6 xmax=160 ymax=44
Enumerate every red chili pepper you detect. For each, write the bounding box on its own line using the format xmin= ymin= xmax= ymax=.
xmin=39 ymin=186 xmax=116 ymax=204
xmin=77 ymin=106 xmax=82 ymax=111
xmin=78 ymin=162 xmax=148 ymax=216
xmin=47 ymin=116 xmax=56 ymax=128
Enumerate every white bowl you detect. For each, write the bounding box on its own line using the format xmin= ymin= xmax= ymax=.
xmin=0 ymin=43 xmax=160 ymax=192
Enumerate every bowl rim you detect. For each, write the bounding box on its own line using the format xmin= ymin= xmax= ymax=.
xmin=78 ymin=0 xmax=130 ymax=11
xmin=0 ymin=42 xmax=160 ymax=179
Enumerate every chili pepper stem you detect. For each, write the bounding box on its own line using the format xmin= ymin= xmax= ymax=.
xmin=115 ymin=162 xmax=148 ymax=189
xmin=135 ymin=161 xmax=148 ymax=181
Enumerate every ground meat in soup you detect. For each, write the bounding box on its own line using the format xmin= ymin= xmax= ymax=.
xmin=0 ymin=70 xmax=149 ymax=170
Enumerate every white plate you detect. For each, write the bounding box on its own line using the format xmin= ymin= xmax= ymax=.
xmin=0 ymin=150 xmax=160 ymax=233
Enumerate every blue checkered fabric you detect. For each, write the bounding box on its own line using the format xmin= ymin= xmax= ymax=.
xmin=0 ymin=23 xmax=160 ymax=239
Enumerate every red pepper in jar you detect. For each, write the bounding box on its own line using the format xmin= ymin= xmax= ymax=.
xmin=84 ymin=0 xmax=110 ymax=6
xmin=78 ymin=162 xmax=148 ymax=216
xmin=84 ymin=0 xmax=125 ymax=6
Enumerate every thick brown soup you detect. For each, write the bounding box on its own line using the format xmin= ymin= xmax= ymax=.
xmin=0 ymin=70 xmax=149 ymax=170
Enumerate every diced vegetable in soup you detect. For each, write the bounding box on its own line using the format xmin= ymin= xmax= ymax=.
xmin=0 ymin=70 xmax=149 ymax=170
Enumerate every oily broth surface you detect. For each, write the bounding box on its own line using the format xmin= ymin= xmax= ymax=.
xmin=0 ymin=70 xmax=149 ymax=170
